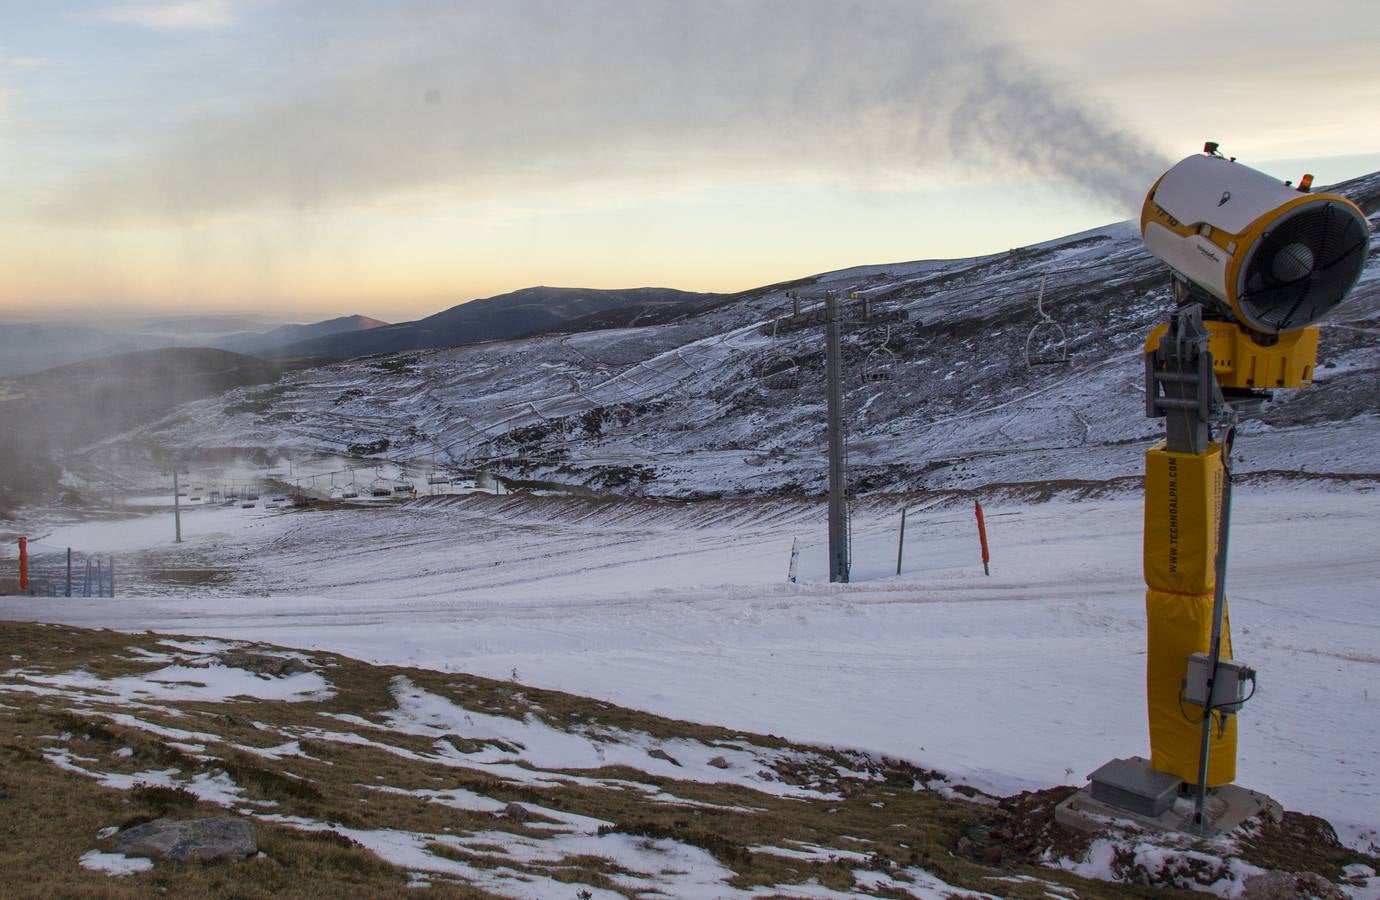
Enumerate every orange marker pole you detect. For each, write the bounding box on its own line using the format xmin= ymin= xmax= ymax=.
xmin=17 ymin=537 xmax=28 ymax=592
xmin=974 ymin=501 xmax=990 ymax=576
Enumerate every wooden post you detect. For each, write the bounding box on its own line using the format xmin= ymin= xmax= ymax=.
xmin=896 ymin=508 xmax=907 ymax=575
xmin=65 ymin=548 xmax=72 ymax=597
xmin=974 ymin=501 xmax=991 ymax=576
xmin=17 ymin=537 xmax=27 ymax=593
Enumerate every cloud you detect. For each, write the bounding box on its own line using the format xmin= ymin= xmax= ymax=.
xmin=47 ymin=0 xmax=1170 ymax=224
xmin=95 ymin=0 xmax=236 ymax=31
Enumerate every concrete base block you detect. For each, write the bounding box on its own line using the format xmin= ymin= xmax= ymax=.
xmin=1056 ymin=782 xmax=1282 ymax=838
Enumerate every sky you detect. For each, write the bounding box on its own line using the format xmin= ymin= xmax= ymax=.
xmin=1 ymin=0 xmax=1377 ymax=324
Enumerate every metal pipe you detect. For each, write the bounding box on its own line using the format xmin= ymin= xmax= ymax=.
xmin=896 ymin=508 xmax=907 ymax=575
xmin=1193 ymin=429 xmax=1236 ymax=834
xmin=174 ymin=470 xmax=183 ymax=543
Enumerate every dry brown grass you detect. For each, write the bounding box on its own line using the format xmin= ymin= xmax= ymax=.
xmin=2 ymin=620 xmax=1367 ymax=898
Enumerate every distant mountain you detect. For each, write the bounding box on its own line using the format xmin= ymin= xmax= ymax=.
xmin=214 ymin=314 xmax=388 ymax=357
xmin=0 ymin=313 xmax=388 ymax=376
xmin=0 ymin=348 xmax=281 ymax=454
xmin=270 ymin=286 xmax=714 ymax=360
xmin=119 ymin=313 xmax=290 ymax=336
xmin=0 ymin=322 xmax=165 ymax=377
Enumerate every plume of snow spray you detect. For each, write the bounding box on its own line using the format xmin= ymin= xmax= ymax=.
xmin=45 ymin=0 xmax=1169 ymax=223
xmin=950 ymin=46 xmax=1169 ymax=213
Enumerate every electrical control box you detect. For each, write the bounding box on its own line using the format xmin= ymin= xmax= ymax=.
xmin=1184 ymin=654 xmax=1254 ymax=714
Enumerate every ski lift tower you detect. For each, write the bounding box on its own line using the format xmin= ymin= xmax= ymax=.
xmin=762 ymin=287 xmax=890 ymax=583
xmin=823 ymin=291 xmax=850 ymax=583
xmin=165 ymin=463 xmax=190 ymax=543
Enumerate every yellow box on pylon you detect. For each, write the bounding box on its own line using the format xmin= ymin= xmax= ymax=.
xmin=1143 ymin=441 xmax=1236 ymax=786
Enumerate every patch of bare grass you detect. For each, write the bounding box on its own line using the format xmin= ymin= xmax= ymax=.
xmin=6 ymin=620 xmax=1369 ymax=898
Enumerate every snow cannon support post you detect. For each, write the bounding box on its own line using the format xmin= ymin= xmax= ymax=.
xmin=1142 ymin=306 xmax=1236 ymax=791
xmin=974 ymin=501 xmax=990 ymax=576
xmin=17 ymin=537 xmax=28 ymax=593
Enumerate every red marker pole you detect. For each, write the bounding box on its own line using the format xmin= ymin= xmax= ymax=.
xmin=974 ymin=501 xmax=991 ymax=576
xmin=17 ymin=537 xmax=28 ymax=593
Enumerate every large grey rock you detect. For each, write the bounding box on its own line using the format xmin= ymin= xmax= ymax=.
xmin=116 ymin=817 xmax=257 ymax=862
xmin=1242 ymin=871 xmax=1346 ymax=900
xmin=217 ymin=651 xmax=311 ymax=677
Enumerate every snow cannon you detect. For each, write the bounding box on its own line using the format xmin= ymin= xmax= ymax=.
xmin=1063 ymin=144 xmax=1364 ymax=837
xmin=1140 ymin=143 xmax=1371 ymax=390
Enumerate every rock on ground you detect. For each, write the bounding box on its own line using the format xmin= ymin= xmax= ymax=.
xmin=1242 ymin=871 xmax=1348 ymax=899
xmin=115 ymin=817 xmax=257 ymax=863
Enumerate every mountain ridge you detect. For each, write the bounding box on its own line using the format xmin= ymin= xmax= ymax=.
xmin=213 ymin=314 xmax=389 ymax=357
xmin=268 ymin=286 xmax=716 ymax=360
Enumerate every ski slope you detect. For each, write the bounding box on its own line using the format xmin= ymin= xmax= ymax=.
xmin=5 ymin=478 xmax=1376 ymax=853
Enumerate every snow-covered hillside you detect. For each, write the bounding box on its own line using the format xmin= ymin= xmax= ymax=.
xmin=113 ymin=173 xmax=1380 ymax=499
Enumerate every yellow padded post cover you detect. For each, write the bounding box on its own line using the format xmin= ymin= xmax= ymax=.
xmin=1144 ymin=442 xmax=1236 ymax=785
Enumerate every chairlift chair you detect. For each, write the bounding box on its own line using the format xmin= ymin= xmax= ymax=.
xmin=862 ymin=325 xmax=898 ymax=383
xmin=1024 ymin=275 xmax=1070 ymax=368
xmin=370 ymin=476 xmax=391 ymax=498
xmin=758 ymin=354 xmax=801 ymax=390
xmin=863 ymin=348 xmax=896 ymax=383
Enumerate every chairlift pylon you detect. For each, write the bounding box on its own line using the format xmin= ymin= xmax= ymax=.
xmin=1024 ymin=275 xmax=1070 ymax=368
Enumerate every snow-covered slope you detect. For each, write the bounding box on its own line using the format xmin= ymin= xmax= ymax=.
xmin=8 ymin=477 xmax=1378 ymax=852
xmin=119 ymin=173 xmax=1380 ymax=498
